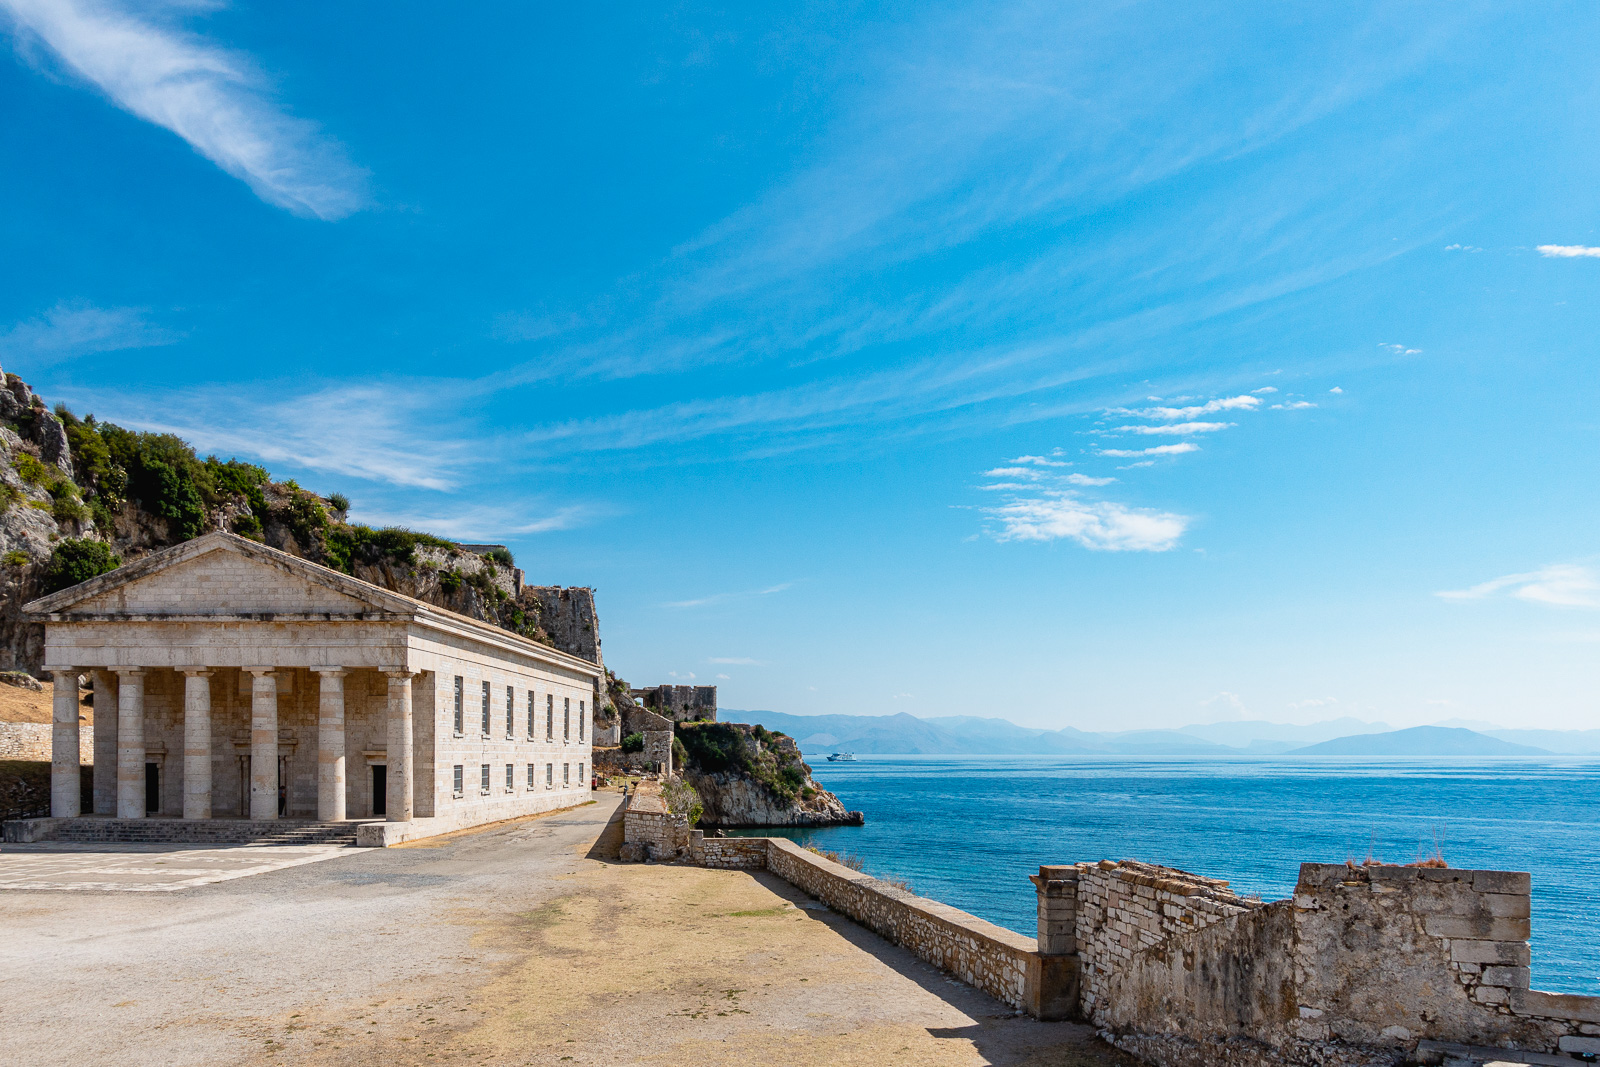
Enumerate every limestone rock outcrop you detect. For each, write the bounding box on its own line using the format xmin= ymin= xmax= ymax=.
xmin=676 ymin=720 xmax=863 ymax=829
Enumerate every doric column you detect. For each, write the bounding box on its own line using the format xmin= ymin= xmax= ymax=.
xmin=91 ymin=671 xmax=118 ymax=814
xmin=115 ymin=670 xmax=146 ymax=819
xmin=385 ymin=671 xmax=414 ymax=823
xmin=181 ymin=669 xmax=213 ymax=820
xmin=50 ymin=670 xmax=80 ymax=818
xmin=315 ymin=669 xmax=348 ymax=821
xmin=248 ymin=669 xmax=278 ymax=820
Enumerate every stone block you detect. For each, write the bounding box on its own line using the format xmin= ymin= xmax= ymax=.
xmin=1450 ymin=940 xmax=1530 ymax=965
xmin=1514 ymin=990 xmax=1600 ymax=1024
xmin=1479 ymin=966 xmax=1530 ymax=989
xmin=1479 ymin=893 xmax=1531 ymax=919
xmin=1471 ymin=984 xmax=1509 ymax=1006
xmin=1471 ymin=870 xmax=1532 ymax=895
xmin=1560 ymin=1036 xmax=1600 ymax=1055
xmin=1424 ymin=915 xmax=1530 ymax=940
xmin=1417 ymin=867 xmax=1472 ymax=884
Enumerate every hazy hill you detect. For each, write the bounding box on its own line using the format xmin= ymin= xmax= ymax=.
xmin=723 ymin=710 xmax=1583 ymax=758
xmin=1289 ymin=726 xmax=1549 ymax=756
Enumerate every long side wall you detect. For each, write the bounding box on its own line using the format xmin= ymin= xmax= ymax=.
xmin=0 ymin=721 xmax=91 ymax=762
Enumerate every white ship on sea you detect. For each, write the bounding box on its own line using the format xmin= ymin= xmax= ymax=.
xmin=825 ymin=752 xmax=856 ymax=762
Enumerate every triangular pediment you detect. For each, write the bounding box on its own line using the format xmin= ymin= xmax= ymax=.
xmin=25 ymin=532 xmax=417 ymax=617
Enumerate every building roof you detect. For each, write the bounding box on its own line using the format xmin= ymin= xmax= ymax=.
xmin=24 ymin=531 xmax=600 ymax=677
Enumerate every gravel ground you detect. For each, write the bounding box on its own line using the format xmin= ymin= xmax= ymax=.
xmin=0 ymin=791 xmax=1130 ymax=1067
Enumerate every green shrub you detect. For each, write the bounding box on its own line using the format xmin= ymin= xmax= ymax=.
xmin=0 ymin=483 xmax=20 ymax=512
xmin=326 ymin=492 xmax=350 ymax=513
xmin=41 ymin=539 xmax=120 ymax=594
xmin=439 ymin=568 xmax=463 ymax=595
xmin=273 ymin=488 xmax=326 ymax=548
xmin=485 ymin=546 xmax=514 ymax=568
xmin=51 ymin=496 xmax=89 ymax=524
xmin=2 ymin=549 xmax=30 ymax=567
xmin=662 ymin=779 xmax=703 ymax=826
xmin=621 ymin=732 xmax=644 ymax=754
xmin=325 ymin=525 xmax=451 ymax=575
xmin=14 ymin=452 xmax=50 ymax=486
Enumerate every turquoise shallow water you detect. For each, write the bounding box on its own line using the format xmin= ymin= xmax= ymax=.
xmin=735 ymin=756 xmax=1600 ymax=995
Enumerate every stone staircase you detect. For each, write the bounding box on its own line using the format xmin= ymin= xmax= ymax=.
xmin=33 ymin=817 xmax=366 ymax=846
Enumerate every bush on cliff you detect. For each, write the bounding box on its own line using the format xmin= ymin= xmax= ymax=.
xmin=42 ymin=539 xmax=121 ymax=593
xmin=675 ymin=721 xmax=810 ymax=803
xmin=621 ymin=732 xmax=644 ymax=754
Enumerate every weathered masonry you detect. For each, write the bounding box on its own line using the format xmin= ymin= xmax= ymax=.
xmin=6 ymin=532 xmax=597 ymax=847
xmin=676 ymin=841 xmax=1600 ymax=1065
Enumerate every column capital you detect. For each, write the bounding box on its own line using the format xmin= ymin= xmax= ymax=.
xmin=115 ymin=668 xmax=146 ymax=680
xmin=245 ymin=666 xmax=277 ymax=677
xmin=179 ymin=667 xmax=215 ymax=677
xmin=313 ymin=667 xmax=350 ymax=677
xmin=384 ymin=669 xmax=418 ymax=681
xmin=48 ymin=668 xmax=77 ymax=682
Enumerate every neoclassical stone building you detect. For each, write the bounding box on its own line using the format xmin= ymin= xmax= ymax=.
xmin=26 ymin=532 xmax=598 ymax=845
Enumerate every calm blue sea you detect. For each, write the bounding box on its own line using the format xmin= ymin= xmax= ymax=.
xmin=738 ymin=756 xmax=1600 ymax=995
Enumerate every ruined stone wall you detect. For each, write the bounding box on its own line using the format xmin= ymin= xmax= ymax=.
xmin=525 ymin=587 xmax=601 ymax=667
xmin=630 ymin=684 xmax=716 ymax=723
xmin=1073 ymin=859 xmax=1260 ymax=1021
xmin=1087 ymin=861 xmax=1600 ymax=1065
xmin=621 ymin=784 xmax=690 ymax=860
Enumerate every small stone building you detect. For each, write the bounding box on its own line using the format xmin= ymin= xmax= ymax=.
xmin=23 ymin=532 xmax=599 ymax=845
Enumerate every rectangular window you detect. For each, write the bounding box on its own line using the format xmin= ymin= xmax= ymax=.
xmin=506 ymin=686 xmax=515 ymax=738
xmin=527 ymin=690 xmax=535 ymax=738
xmin=526 ymin=762 xmax=535 ymax=789
xmin=481 ymin=681 xmax=491 ymax=736
xmin=453 ymin=764 xmax=463 ymax=796
xmin=579 ymin=762 xmax=585 ymax=786
xmin=563 ymin=762 xmax=570 ymax=786
xmin=563 ymin=698 xmax=570 ymax=742
xmin=579 ymin=700 xmax=585 ymax=741
xmin=453 ymin=677 xmax=464 ymax=735
xmin=546 ymin=695 xmax=553 ymax=740
xmin=505 ymin=763 xmax=514 ymax=791
xmin=480 ymin=764 xmax=491 ymax=794
xmin=545 ymin=763 xmax=552 ymax=788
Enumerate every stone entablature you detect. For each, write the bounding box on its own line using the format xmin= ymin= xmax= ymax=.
xmin=15 ymin=532 xmax=598 ymax=845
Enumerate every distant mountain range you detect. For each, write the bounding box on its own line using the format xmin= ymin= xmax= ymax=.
xmin=721 ymin=710 xmax=1600 ymax=757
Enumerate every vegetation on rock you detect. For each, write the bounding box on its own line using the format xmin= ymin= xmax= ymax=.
xmin=675 ymin=721 xmax=809 ymax=802
xmin=41 ymin=539 xmax=121 ymax=594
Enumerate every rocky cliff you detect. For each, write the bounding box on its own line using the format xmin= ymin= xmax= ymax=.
xmin=675 ymin=720 xmax=863 ymax=829
xmin=0 ymin=366 xmax=603 ymax=679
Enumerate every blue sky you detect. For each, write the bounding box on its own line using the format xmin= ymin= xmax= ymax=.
xmin=2 ymin=1 xmax=1599 ymax=730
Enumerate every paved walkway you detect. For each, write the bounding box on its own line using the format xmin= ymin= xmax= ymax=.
xmin=0 ymin=793 xmax=1127 ymax=1067
xmin=0 ymin=840 xmax=357 ymax=891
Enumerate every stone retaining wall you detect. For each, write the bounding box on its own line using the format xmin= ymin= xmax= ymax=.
xmin=0 ymin=722 xmax=91 ymax=762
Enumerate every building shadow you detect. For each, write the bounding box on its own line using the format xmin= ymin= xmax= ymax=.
xmin=583 ymin=793 xmax=626 ymax=862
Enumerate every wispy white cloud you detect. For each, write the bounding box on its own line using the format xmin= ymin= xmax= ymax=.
xmin=0 ymin=0 xmax=366 ymax=218
xmin=663 ymin=583 xmax=793 ymax=609
xmin=0 ymin=300 xmax=179 ymax=364
xmin=1200 ymin=691 xmax=1247 ymax=718
xmin=984 ymin=491 xmax=1188 ymax=551
xmin=1251 ymin=386 xmax=1278 ymax=394
xmin=1379 ymin=342 xmax=1421 ymax=355
xmin=1437 ymin=564 xmax=1600 ymax=609
xmin=1270 ymin=400 xmax=1316 ymax=410
xmin=1329 ymin=386 xmax=1343 ymax=394
xmin=1064 ymin=473 xmax=1115 ymax=486
xmin=352 ymin=504 xmax=591 ymax=541
xmin=1537 ymin=244 xmax=1600 ymax=258
xmin=1288 ymin=696 xmax=1338 ymax=709
xmin=1112 ymin=395 xmax=1262 ymax=421
xmin=1010 ymin=453 xmax=1068 ymax=466
xmin=1098 ymin=442 xmax=1200 ymax=458
xmin=1119 ymin=421 xmax=1231 ymax=435
xmin=61 ymin=379 xmax=479 ymax=490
